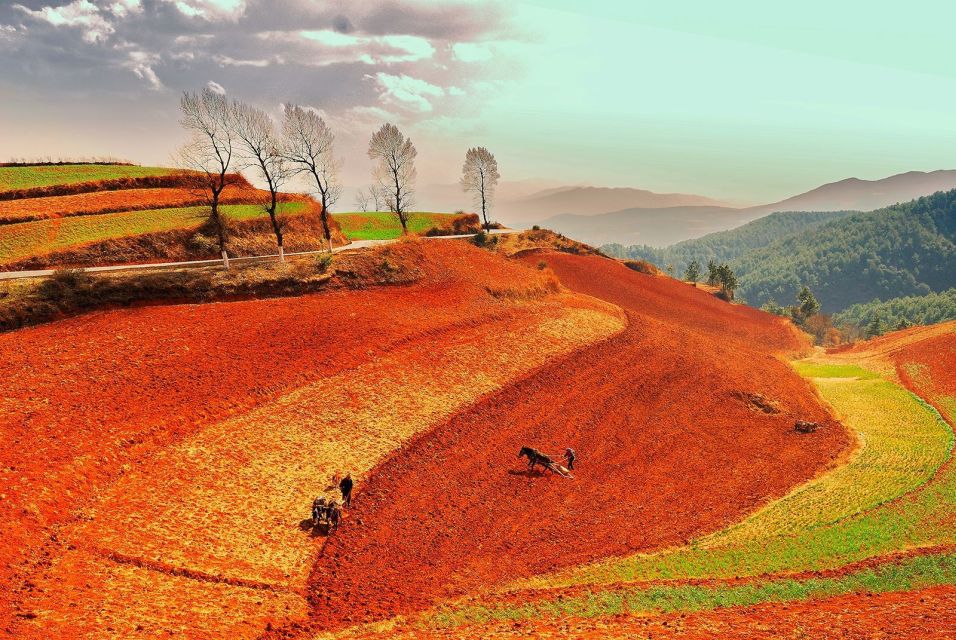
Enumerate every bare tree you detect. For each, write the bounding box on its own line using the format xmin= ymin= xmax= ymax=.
xmin=353 ymin=188 xmax=371 ymax=212
xmin=232 ymin=100 xmax=292 ymax=261
xmin=368 ymin=123 xmax=417 ymax=233
xmin=460 ymin=146 xmax=500 ymax=232
xmin=368 ymin=185 xmax=385 ymax=211
xmin=282 ymin=104 xmax=340 ymax=252
xmin=176 ymin=87 xmax=235 ymax=268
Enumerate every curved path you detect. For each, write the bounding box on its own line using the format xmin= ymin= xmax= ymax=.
xmin=294 ymin=252 xmax=850 ymax=632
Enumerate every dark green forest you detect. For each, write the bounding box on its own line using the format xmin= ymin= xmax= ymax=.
xmin=833 ymin=288 xmax=956 ymax=331
xmin=604 ymin=190 xmax=956 ymax=316
xmin=734 ymin=190 xmax=956 ymax=312
xmin=602 ymin=210 xmax=854 ymax=276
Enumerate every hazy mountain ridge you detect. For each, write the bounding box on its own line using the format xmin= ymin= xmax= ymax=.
xmin=520 ymin=170 xmax=956 ymax=247
xmin=602 ymin=210 xmax=856 ymax=272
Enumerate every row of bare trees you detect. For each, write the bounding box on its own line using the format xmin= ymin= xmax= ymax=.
xmin=178 ymin=87 xmax=500 ymax=267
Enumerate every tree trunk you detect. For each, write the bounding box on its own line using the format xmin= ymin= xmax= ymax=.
xmin=320 ymin=191 xmax=333 ymax=253
xmin=211 ymin=187 xmax=229 ymax=269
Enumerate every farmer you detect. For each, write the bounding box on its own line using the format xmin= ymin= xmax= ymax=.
xmin=563 ymin=447 xmax=576 ymax=471
xmin=339 ymin=473 xmax=354 ymax=508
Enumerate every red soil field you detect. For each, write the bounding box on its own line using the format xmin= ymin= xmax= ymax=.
xmin=0 ymin=184 xmax=270 ymax=224
xmin=0 ymin=241 xmax=567 ymax=628
xmin=0 ymin=172 xmax=206 ymax=201
xmin=412 ymin=586 xmax=956 ymax=639
xmin=293 ymin=252 xmax=851 ymax=633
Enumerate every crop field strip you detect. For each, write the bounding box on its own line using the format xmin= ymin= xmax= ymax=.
xmin=425 ymin=551 xmax=956 ymax=629
xmin=384 ymin=355 xmax=956 ymax=633
xmin=512 ymin=359 xmax=954 ymax=591
xmin=334 ymin=212 xmax=466 ymax=240
xmin=0 ymin=165 xmax=177 ymax=192
xmin=11 ymin=296 xmax=625 ymax=638
xmin=0 ymin=202 xmax=306 ymax=264
xmin=0 ymin=185 xmax=264 ymax=224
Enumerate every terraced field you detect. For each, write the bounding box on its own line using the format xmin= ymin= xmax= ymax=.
xmin=0 ymin=184 xmax=262 ymax=224
xmin=395 ymin=339 xmax=956 ymax=635
xmin=6 ymin=236 xmax=954 ymax=637
xmin=333 ymin=212 xmax=479 ymax=240
xmin=0 ymin=164 xmax=177 ymax=192
xmin=0 ymin=202 xmax=305 ymax=265
xmin=2 ymin=241 xmax=625 ymax=637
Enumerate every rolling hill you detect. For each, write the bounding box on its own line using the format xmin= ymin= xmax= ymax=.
xmin=497 ymin=186 xmax=731 ymax=223
xmin=734 ymin=189 xmax=956 ymax=312
xmin=0 ymin=163 xmax=350 ymax=270
xmin=533 ymin=205 xmax=753 ymax=247
xmin=603 ymin=210 xmax=856 ymax=272
xmin=530 ymin=170 xmax=956 ymax=247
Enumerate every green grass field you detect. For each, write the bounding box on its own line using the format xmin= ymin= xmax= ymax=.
xmin=0 ymin=165 xmax=177 ymax=193
xmin=431 ymin=552 xmax=956 ymax=628
xmin=333 ymin=212 xmax=465 ymax=240
xmin=0 ymin=203 xmax=304 ymax=264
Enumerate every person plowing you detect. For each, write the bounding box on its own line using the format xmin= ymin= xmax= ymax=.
xmin=518 ymin=446 xmax=574 ymax=478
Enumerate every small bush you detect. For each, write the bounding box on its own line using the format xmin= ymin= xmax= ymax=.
xmin=532 ymin=225 xmax=541 ymax=231
xmin=316 ymin=253 xmax=333 ymax=274
xmin=624 ymin=260 xmax=659 ymax=275
xmin=537 ymin=260 xmax=547 ymax=270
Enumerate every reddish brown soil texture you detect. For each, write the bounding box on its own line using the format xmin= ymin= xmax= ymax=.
xmin=301 ymin=253 xmax=851 ymax=631
xmin=422 ymin=586 xmax=956 ymax=639
xmin=0 ymin=241 xmax=559 ymax=626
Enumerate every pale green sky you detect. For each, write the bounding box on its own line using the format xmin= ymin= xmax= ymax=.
xmin=2 ymin=0 xmax=955 ymax=203
xmin=453 ymin=0 xmax=956 ymax=202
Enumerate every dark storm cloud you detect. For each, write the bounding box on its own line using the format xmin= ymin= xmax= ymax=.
xmin=0 ymin=0 xmax=511 ymax=117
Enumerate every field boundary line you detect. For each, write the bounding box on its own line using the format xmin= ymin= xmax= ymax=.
xmin=86 ymin=544 xmax=301 ymax=595
xmin=0 ymin=229 xmax=522 ymax=280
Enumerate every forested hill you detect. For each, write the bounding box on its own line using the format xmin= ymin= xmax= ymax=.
xmin=735 ymin=189 xmax=956 ymax=312
xmin=602 ymin=210 xmax=854 ymax=273
xmin=833 ymin=288 xmax=956 ymax=331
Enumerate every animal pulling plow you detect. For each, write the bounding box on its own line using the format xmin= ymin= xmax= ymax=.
xmin=518 ymin=446 xmax=574 ymax=478
xmin=312 ymin=496 xmax=342 ymax=534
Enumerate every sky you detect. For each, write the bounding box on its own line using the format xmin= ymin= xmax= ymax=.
xmin=2 ymin=0 xmax=956 ymax=205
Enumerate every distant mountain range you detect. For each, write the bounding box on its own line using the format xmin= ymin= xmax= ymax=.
xmin=609 ymin=189 xmax=956 ymax=314
xmin=497 ymin=186 xmax=731 ymax=222
xmin=506 ymin=170 xmax=956 ymax=247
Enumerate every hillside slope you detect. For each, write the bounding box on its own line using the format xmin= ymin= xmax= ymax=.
xmin=2 ymin=240 xmax=625 ymax=636
xmin=603 ymin=210 xmax=855 ymax=272
xmin=759 ymin=170 xmax=956 ymax=213
xmin=735 ymin=189 xmax=956 ymax=312
xmin=299 ymin=252 xmax=849 ymax=632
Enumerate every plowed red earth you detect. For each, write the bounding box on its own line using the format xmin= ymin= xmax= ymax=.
xmin=416 ymin=586 xmax=956 ymax=639
xmin=0 ymin=241 xmax=562 ymax=627
xmin=295 ymin=252 xmax=851 ymax=633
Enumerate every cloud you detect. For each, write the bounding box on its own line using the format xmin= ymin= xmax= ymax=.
xmin=206 ymin=80 xmax=225 ymax=94
xmin=164 ymin=0 xmax=247 ymax=21
xmin=453 ymin=42 xmax=492 ymax=62
xmin=0 ymin=0 xmax=516 ymax=122
xmin=125 ymin=50 xmax=163 ymax=90
xmin=14 ymin=0 xmax=114 ymax=43
xmin=374 ymin=72 xmax=444 ymax=112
